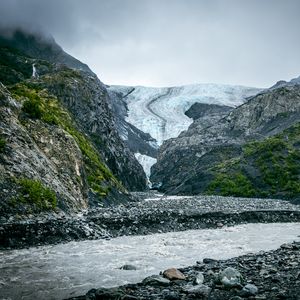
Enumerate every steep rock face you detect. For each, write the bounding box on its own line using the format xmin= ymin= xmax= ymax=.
xmin=0 ymin=83 xmax=87 ymax=215
xmin=0 ymin=31 xmax=148 ymax=217
xmin=0 ymin=29 xmax=93 ymax=74
xmin=0 ymin=29 xmax=146 ymax=192
xmin=35 ymin=67 xmax=146 ymax=191
xmin=151 ymin=84 xmax=300 ymax=201
xmin=183 ymin=103 xmax=233 ymax=136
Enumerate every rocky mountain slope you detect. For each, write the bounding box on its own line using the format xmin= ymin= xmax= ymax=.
xmin=0 ymin=29 xmax=147 ymax=217
xmin=151 ymin=80 xmax=300 ymax=202
xmin=108 ymin=84 xmax=261 ymax=177
xmin=0 ymin=29 xmax=93 ymax=75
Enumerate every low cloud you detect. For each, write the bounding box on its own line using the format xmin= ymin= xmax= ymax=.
xmin=1 ymin=0 xmax=300 ymax=87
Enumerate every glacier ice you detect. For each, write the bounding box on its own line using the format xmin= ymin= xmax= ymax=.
xmin=134 ymin=153 xmax=157 ymax=180
xmin=110 ymin=84 xmax=262 ymax=146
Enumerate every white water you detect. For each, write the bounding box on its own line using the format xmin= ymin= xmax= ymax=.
xmin=0 ymin=223 xmax=299 ymax=300
xmin=31 ymin=63 xmax=38 ymax=78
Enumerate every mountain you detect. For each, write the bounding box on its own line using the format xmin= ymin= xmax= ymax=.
xmin=0 ymin=29 xmax=93 ymax=75
xmin=270 ymin=75 xmax=300 ymax=89
xmin=0 ymin=29 xmax=147 ymax=216
xmin=150 ymin=82 xmax=300 ymax=203
xmin=108 ymin=84 xmax=261 ymax=177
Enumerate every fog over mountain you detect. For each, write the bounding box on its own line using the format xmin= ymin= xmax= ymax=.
xmin=0 ymin=0 xmax=300 ymax=87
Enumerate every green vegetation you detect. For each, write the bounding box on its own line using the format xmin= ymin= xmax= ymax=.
xmin=16 ymin=178 xmax=57 ymax=210
xmin=9 ymin=82 xmax=123 ymax=198
xmin=206 ymin=173 xmax=256 ymax=197
xmin=0 ymin=46 xmax=52 ymax=85
xmin=22 ymin=98 xmax=43 ymax=118
xmin=0 ymin=136 xmax=6 ymax=153
xmin=206 ymin=123 xmax=300 ymax=199
xmin=0 ymin=47 xmax=32 ymax=85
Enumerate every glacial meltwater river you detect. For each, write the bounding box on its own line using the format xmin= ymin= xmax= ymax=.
xmin=1 ymin=223 xmax=300 ymax=300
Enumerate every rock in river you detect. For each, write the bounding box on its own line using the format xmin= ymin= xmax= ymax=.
xmin=163 ymin=268 xmax=187 ymax=280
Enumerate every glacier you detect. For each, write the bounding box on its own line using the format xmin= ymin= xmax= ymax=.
xmin=110 ymin=83 xmax=262 ymax=145
xmin=134 ymin=153 xmax=157 ymax=179
xmin=108 ymin=83 xmax=262 ymax=176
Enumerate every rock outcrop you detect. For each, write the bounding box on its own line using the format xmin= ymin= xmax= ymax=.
xmin=151 ymin=83 xmax=300 ymax=202
xmin=0 ymin=29 xmax=147 ymax=217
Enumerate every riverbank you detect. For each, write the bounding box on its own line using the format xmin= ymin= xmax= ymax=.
xmin=69 ymin=240 xmax=300 ymax=300
xmin=1 ymin=194 xmax=300 ymax=249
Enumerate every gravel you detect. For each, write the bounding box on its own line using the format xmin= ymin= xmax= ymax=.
xmin=1 ymin=193 xmax=300 ymax=249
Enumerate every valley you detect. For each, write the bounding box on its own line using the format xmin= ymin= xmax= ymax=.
xmin=0 ymin=27 xmax=299 ymax=300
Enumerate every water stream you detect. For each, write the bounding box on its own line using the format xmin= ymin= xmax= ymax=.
xmin=1 ymin=223 xmax=300 ymax=300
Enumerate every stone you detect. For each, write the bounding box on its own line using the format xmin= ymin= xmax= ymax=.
xmin=240 ymin=284 xmax=258 ymax=296
xmin=259 ymin=269 xmax=269 ymax=276
xmin=219 ymin=267 xmax=243 ymax=288
xmin=183 ymin=284 xmax=211 ymax=297
xmin=203 ymin=258 xmax=217 ymax=264
xmin=119 ymin=264 xmax=137 ymax=270
xmin=207 ymin=270 xmax=215 ymax=276
xmin=281 ymin=243 xmax=293 ymax=249
xmin=194 ymin=272 xmax=204 ymax=284
xmin=163 ymin=268 xmax=186 ymax=281
xmin=142 ymin=275 xmax=170 ymax=286
xmin=95 ymin=287 xmax=125 ymax=299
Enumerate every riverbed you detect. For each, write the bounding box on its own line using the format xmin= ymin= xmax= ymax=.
xmin=0 ymin=222 xmax=300 ymax=300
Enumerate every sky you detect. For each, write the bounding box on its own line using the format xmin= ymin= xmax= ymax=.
xmin=0 ymin=0 xmax=300 ymax=88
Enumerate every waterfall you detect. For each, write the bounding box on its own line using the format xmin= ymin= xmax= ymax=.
xmin=32 ymin=63 xmax=39 ymax=78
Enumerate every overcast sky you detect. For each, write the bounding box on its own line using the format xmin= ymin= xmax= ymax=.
xmin=0 ymin=0 xmax=300 ymax=88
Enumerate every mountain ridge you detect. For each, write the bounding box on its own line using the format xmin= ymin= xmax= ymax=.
xmin=150 ymin=82 xmax=300 ymax=202
xmin=108 ymin=83 xmax=261 ymax=177
xmin=0 ymin=28 xmax=147 ymax=217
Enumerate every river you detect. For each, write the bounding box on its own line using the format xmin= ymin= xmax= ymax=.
xmin=0 ymin=222 xmax=300 ymax=300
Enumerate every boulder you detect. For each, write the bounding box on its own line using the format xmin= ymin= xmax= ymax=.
xmin=194 ymin=272 xmax=204 ymax=284
xmin=119 ymin=264 xmax=137 ymax=270
xmin=219 ymin=267 xmax=243 ymax=288
xmin=142 ymin=275 xmax=170 ymax=286
xmin=163 ymin=268 xmax=186 ymax=281
xmin=240 ymin=284 xmax=258 ymax=296
xmin=183 ymin=284 xmax=211 ymax=297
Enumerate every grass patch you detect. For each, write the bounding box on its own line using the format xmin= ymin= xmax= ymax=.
xmin=205 ymin=123 xmax=300 ymax=199
xmin=206 ymin=173 xmax=256 ymax=197
xmin=9 ymin=82 xmax=124 ymax=198
xmin=16 ymin=178 xmax=57 ymax=210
